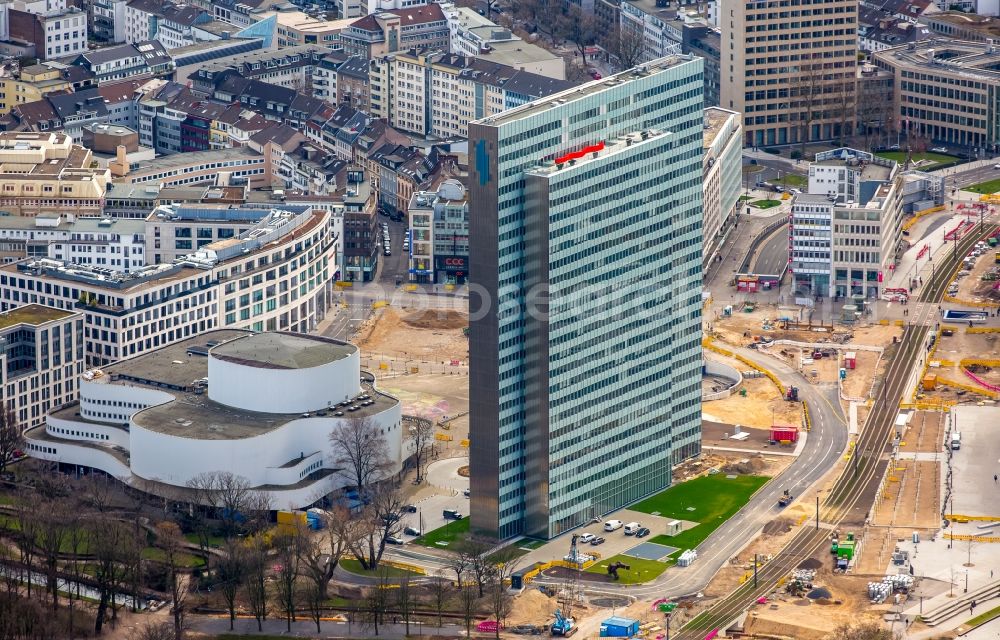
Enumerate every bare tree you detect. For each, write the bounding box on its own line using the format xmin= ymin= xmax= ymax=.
xmin=187 ymin=471 xmax=258 ymax=538
xmin=243 ymin=535 xmax=270 ymax=632
xmin=428 ymin=571 xmax=453 ymax=628
xmin=561 ymin=5 xmax=596 ymax=64
xmin=299 ymin=506 xmax=353 ymax=600
xmin=36 ymin=498 xmax=70 ymax=611
xmin=90 ymin=520 xmax=136 ymax=634
xmin=273 ymin=530 xmax=303 ymax=632
xmin=446 ymin=549 xmax=471 ymax=587
xmin=408 ymin=418 xmax=434 ymax=484
xmin=0 ymin=403 xmax=22 ymax=475
xmin=827 ymin=621 xmax=900 ymax=640
xmin=155 ymin=521 xmax=188 ymax=640
xmin=792 ymin=66 xmax=821 ymax=156
xmin=484 ymin=547 xmax=522 ymax=639
xmin=14 ymin=500 xmax=40 ymax=600
xmin=363 ymin=568 xmax=392 ymax=636
xmin=347 ymin=480 xmax=405 ymax=571
xmin=131 ymin=621 xmax=175 ymax=640
xmin=396 ymin=575 xmax=413 ymax=636
xmin=609 ymin=25 xmax=646 ymax=70
xmin=329 ymin=416 xmax=391 ymax=493
xmin=456 ymin=536 xmax=497 ymax=597
xmin=458 ymin=582 xmax=479 ymax=637
xmin=217 ymin=539 xmax=248 ymax=631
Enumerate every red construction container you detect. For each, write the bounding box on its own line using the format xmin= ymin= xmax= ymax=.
xmin=770 ymin=426 xmax=799 ymax=443
xmin=844 ymin=352 xmax=857 ymax=370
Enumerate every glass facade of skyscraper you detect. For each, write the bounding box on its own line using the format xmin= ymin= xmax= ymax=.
xmin=469 ymin=56 xmax=705 ymax=540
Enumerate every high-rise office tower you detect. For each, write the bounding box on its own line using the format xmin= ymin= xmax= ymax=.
xmin=720 ymin=0 xmax=858 ymax=147
xmin=468 ymin=56 xmax=705 ymax=540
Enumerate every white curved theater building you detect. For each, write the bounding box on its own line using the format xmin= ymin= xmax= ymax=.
xmin=24 ymin=330 xmax=403 ymax=510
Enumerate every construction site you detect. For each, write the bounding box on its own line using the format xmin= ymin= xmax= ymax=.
xmin=917 ymin=327 xmax=1000 ymax=404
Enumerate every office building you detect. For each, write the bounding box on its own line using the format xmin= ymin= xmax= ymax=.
xmin=407 ymin=178 xmax=468 ymax=284
xmin=145 ymin=204 xmax=272 ymax=264
xmin=873 ymin=39 xmax=999 ymax=150
xmin=702 ymin=107 xmax=742 ymax=265
xmin=339 ymin=4 xmax=449 ymax=60
xmin=8 ymin=3 xmax=87 ymax=60
xmin=1 ymin=206 xmax=338 ymax=365
xmin=468 ymin=56 xmax=705 ymax=539
xmin=720 ymin=0 xmax=858 ymax=146
xmin=0 ymin=214 xmax=145 ymax=270
xmin=0 ymin=132 xmax=111 ymax=217
xmin=0 ymin=304 xmax=84 ymax=431
xmin=24 ymin=330 xmax=403 ymax=510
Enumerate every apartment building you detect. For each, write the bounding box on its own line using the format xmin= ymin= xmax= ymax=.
xmin=720 ymin=0 xmax=858 ymax=146
xmin=339 ymin=4 xmax=449 ymax=59
xmin=874 ymin=39 xmax=1000 ymax=150
xmin=93 ymin=0 xmax=128 ymax=43
xmin=70 ymin=41 xmax=172 ymax=83
xmin=0 ymin=304 xmax=84 ymax=431
xmin=703 ymin=107 xmax=742 ymax=265
xmin=442 ymin=4 xmax=565 ymax=78
xmin=1 ymin=206 xmax=339 ymax=366
xmin=0 ymin=132 xmax=111 ymax=217
xmin=117 ymin=146 xmax=267 ymax=189
xmin=0 ymin=215 xmax=145 ymax=270
xmin=407 ymin=178 xmax=468 ymax=284
xmin=189 ymin=45 xmax=327 ymax=93
xmin=274 ymin=11 xmax=352 ymax=48
xmin=8 ymin=4 xmax=87 ymax=60
xmin=372 ymin=50 xmax=575 ymax=138
xmin=468 ymin=55 xmax=705 ymax=539
xmin=342 ymin=169 xmax=378 ymax=281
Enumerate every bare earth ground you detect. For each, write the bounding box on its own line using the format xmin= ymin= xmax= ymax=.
xmin=923 ymin=330 xmax=1000 ymax=403
xmin=900 ymin=411 xmax=945 ymax=453
xmin=854 ymin=527 xmax=896 ymax=575
xmin=872 ymin=460 xmax=941 ymax=529
xmin=703 ymin=376 xmax=802 ymax=428
xmin=356 ymin=306 xmax=469 ymax=363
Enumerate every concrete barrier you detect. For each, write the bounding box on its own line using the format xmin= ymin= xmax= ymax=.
xmin=703 ymin=359 xmax=743 ymax=401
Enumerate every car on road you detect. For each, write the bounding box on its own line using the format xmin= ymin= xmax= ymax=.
xmin=635 ymin=527 xmax=650 ymax=538
xmin=578 ymin=533 xmax=596 ymax=543
xmin=931 ymin=146 xmax=948 ymax=153
xmin=463 ymin=489 xmax=470 ymax=497
xmin=443 ymin=508 xmax=463 ymax=520
xmin=385 ymin=535 xmax=404 ymax=545
xmin=384 ymin=248 xmax=391 ymax=256
xmin=994 ymin=164 xmax=1000 ymax=170
xmin=590 ymin=536 xmax=605 ymax=546
xmin=404 ymin=526 xmax=421 ymax=536
xmin=603 ymin=519 xmax=623 ymax=531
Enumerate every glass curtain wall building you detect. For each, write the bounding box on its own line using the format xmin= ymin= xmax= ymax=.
xmin=468 ymin=56 xmax=706 ymax=540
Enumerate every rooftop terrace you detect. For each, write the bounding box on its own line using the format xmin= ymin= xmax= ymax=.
xmin=0 ymin=304 xmax=77 ymax=330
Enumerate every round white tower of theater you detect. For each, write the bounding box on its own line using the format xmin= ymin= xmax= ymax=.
xmin=206 ymin=333 xmax=361 ymax=413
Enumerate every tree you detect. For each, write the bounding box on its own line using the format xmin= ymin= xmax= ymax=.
xmin=609 ymin=25 xmax=646 ymax=70
xmin=273 ymin=530 xmax=302 ymax=633
xmin=484 ymin=547 xmax=522 ymax=639
xmin=243 ymin=535 xmax=270 ymax=632
xmin=90 ymin=520 xmax=136 ymax=634
xmin=408 ymin=418 xmax=434 ymax=484
xmin=446 ymin=548 xmax=471 ymax=587
xmin=0 ymin=402 xmax=22 ymax=476
xmin=155 ymin=521 xmax=188 ymax=640
xmin=456 ymin=536 xmax=497 ymax=597
xmin=428 ymin=571 xmax=453 ymax=628
xmin=363 ymin=568 xmax=392 ymax=636
xmin=396 ymin=575 xmax=413 ymax=636
xmin=347 ymin=480 xmax=405 ymax=571
xmin=827 ymin=621 xmax=900 ymax=640
xmin=217 ymin=539 xmax=248 ymax=631
xmin=561 ymin=5 xmax=596 ymax=64
xmin=792 ymin=65 xmax=822 ymax=156
xmin=14 ymin=500 xmax=41 ymax=600
xmin=36 ymin=498 xmax=70 ymax=611
xmin=299 ymin=506 xmax=352 ymax=600
xmin=187 ymin=471 xmax=269 ymax=538
xmin=458 ymin=582 xmax=480 ymax=637
xmin=329 ymin=416 xmax=391 ymax=493
xmin=131 ymin=621 xmax=175 ymax=640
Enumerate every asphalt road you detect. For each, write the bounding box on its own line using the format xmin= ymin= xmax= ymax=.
xmin=533 ymin=351 xmax=848 ymax=599
xmin=750 ymin=224 xmax=788 ymax=277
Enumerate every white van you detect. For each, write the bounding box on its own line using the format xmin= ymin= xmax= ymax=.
xmin=624 ymin=522 xmax=642 ymax=535
xmin=603 ymin=519 xmax=624 ymax=532
xmin=951 ymin=432 xmax=961 ymax=450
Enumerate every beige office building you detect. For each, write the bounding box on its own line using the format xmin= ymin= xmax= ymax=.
xmin=720 ymin=0 xmax=858 ymax=147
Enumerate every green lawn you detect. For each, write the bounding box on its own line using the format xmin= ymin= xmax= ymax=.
xmin=966 ymin=603 xmax=1000 ymax=628
xmin=184 ymin=532 xmax=225 ymax=548
xmin=413 ymin=517 xmax=469 ymax=548
xmin=339 ymin=558 xmax=420 ymax=578
xmin=141 ymin=547 xmax=206 ymax=568
xmin=875 ymin=151 xmax=957 ymax=170
xmin=966 ymin=178 xmax=1000 ymax=195
xmin=775 ymin=174 xmax=807 ymax=187
xmin=632 ymin=474 xmax=770 ymax=556
xmin=751 ymin=199 xmax=781 ymax=209
xmin=585 ymin=554 xmax=670 ymax=584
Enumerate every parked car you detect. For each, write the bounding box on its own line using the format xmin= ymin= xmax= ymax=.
xmin=603 ymin=519 xmax=624 ymax=531
xmin=931 ymin=146 xmax=948 ymax=153
xmin=443 ymin=508 xmax=463 ymax=520
xmin=385 ymin=535 xmax=404 ymax=545
xmin=463 ymin=489 xmax=470 ymax=497
xmin=635 ymin=527 xmax=650 ymax=538
xmin=590 ymin=536 xmax=606 ymax=546
xmin=624 ymin=522 xmax=641 ymax=535
xmin=404 ymin=526 xmax=421 ymax=536
xmin=890 ymin=144 xmax=901 ymax=150
xmin=589 ymin=69 xmax=602 ymax=80
xmin=402 ymin=504 xmax=418 ymax=513
xmin=578 ymin=533 xmax=596 ymax=543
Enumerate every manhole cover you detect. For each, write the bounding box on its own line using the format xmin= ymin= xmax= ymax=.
xmin=590 ymin=597 xmax=630 ymax=608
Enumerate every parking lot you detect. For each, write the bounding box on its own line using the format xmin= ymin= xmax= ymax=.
xmin=950 ymin=405 xmax=1000 ymax=517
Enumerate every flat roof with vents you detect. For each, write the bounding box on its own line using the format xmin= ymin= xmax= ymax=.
xmin=103 ymin=329 xmax=250 ymax=390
